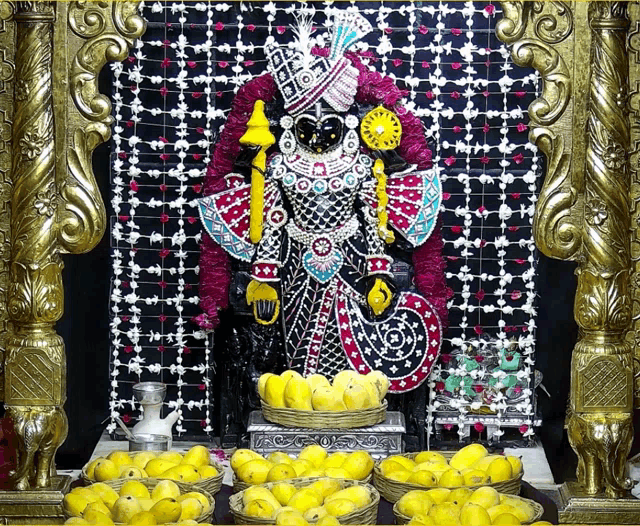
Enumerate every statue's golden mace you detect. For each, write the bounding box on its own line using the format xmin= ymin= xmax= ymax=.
xmin=241 ymin=100 xmax=280 ymax=325
xmin=240 ymin=100 xmax=275 ymax=244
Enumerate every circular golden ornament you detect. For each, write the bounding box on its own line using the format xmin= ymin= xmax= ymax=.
xmin=360 ymin=106 xmax=402 ymax=150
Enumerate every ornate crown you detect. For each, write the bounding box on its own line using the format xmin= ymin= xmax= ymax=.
xmin=266 ymin=11 xmax=372 ymax=116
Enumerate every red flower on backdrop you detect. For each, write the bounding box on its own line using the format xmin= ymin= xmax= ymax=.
xmin=160 ymin=214 xmax=170 ymax=223
xmin=246 ymin=24 xmax=256 ymax=31
xmin=158 ymin=281 xmax=168 ymax=289
xmin=513 ymin=153 xmax=524 ymax=164
xmin=393 ymin=58 xmax=403 ymax=67
xmin=442 ymin=192 xmax=451 ymax=200
xmin=122 ymin=414 xmax=131 ymax=424
xmin=124 ymin=346 xmax=133 ymax=354
xmin=451 ymin=225 xmax=461 ymax=234
xmin=277 ymin=26 xmax=286 ymax=34
xmin=159 ymin=184 xmax=167 ymax=192
xmin=188 ymin=217 xmax=197 ymax=224
xmin=485 ymin=4 xmax=496 ymax=15
xmin=159 ymin=86 xmax=168 ymax=97
xmin=159 ymin=314 xmax=167 ymax=322
xmin=450 ymin=91 xmax=461 ymax=99
xmin=426 ymin=90 xmax=435 ymax=100
xmin=215 ymin=21 xmax=224 ymax=30
xmin=474 ymin=325 xmax=484 ymax=335
xmin=517 ymin=122 xmax=528 ymax=132
xmin=218 ymin=61 xmax=229 ymax=69
xmin=418 ymin=25 xmax=428 ymax=34
xmin=159 ymin=249 xmax=170 ymax=259
xmin=451 ymin=62 xmax=462 ymax=70
xmin=511 ymin=290 xmax=522 ymax=300
xmin=474 ymin=422 xmax=485 ymax=432
xmin=384 ymin=28 xmax=393 ymax=35
xmin=159 ymin=153 xmax=169 ymax=161
xmin=187 ymin=61 xmax=197 ymax=69
xmin=421 ymin=61 xmax=430 ymax=69
xmin=129 ymin=180 xmax=139 ymax=192
xmin=451 ymin=28 xmax=462 ymax=36
xmin=453 ymin=126 xmax=461 ymax=133
xmin=444 ymin=156 xmax=456 ymax=166
xmin=480 ymin=156 xmax=489 ymax=164
xmin=514 ymin=91 xmax=526 ymax=98
xmin=519 ymin=425 xmax=529 ymax=434
xmin=158 ymin=345 xmax=166 ymax=352
xmin=475 ymin=289 xmax=485 ymax=301
xmin=161 ymin=58 xmax=171 ymax=68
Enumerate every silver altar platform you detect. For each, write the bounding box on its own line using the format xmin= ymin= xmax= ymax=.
xmin=247 ymin=410 xmax=406 ymax=458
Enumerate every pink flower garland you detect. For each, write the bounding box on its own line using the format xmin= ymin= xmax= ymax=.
xmin=196 ymin=51 xmax=449 ymax=329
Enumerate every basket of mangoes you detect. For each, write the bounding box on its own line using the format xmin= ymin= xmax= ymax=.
xmin=63 ymin=478 xmax=214 ymax=524
xmin=259 ymin=370 xmax=388 ymax=429
xmin=393 ymin=486 xmax=544 ymax=525
xmin=373 ymin=444 xmax=523 ymax=503
xmin=230 ymin=477 xmax=379 ymax=525
xmin=231 ymin=445 xmax=374 ymax=492
xmin=82 ymin=445 xmax=224 ymax=496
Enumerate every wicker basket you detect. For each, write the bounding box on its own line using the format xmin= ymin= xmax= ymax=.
xmin=232 ymin=472 xmax=373 ymax=493
xmin=392 ymin=494 xmax=543 ymax=525
xmin=230 ymin=477 xmax=380 ymax=525
xmin=81 ymin=452 xmax=224 ymax=496
xmin=64 ymin=478 xmax=214 ymax=523
xmin=373 ymin=452 xmax=523 ymax=503
xmin=261 ymin=400 xmax=387 ymax=429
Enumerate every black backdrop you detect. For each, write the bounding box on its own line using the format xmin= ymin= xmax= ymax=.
xmin=48 ymin=43 xmax=614 ymax=487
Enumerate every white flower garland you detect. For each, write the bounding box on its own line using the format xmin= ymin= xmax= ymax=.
xmin=109 ymin=1 xmax=540 ymax=440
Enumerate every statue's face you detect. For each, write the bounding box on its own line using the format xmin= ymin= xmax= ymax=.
xmin=294 ymin=112 xmax=344 ymax=154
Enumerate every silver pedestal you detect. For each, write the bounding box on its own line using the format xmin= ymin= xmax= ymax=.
xmin=247 ymin=411 xmax=406 ymax=458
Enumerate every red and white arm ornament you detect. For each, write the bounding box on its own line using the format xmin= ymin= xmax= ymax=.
xmin=366 ymin=255 xmax=393 ymax=277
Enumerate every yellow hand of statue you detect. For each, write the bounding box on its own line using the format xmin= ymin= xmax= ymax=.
xmin=367 ymin=278 xmax=393 ymax=317
xmin=246 ymin=279 xmax=280 ymax=325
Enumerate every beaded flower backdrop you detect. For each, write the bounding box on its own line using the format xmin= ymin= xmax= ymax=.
xmin=108 ymin=1 xmax=541 ymax=439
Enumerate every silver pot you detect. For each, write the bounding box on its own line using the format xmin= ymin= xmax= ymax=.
xmin=128 ymin=433 xmax=171 ymax=452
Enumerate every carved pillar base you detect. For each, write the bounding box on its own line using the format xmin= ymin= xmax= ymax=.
xmin=559 ymin=481 xmax=640 ymax=524
xmin=0 ymin=475 xmax=71 ymax=524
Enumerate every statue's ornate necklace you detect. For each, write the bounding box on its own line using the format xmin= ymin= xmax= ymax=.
xmin=282 ymin=146 xmax=360 ymax=179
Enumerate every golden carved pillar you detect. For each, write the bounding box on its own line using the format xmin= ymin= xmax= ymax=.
xmin=6 ymin=0 xmax=67 ymax=493
xmin=498 ymin=1 xmax=639 ymax=522
xmin=568 ymin=1 xmax=633 ymax=500
xmin=0 ymin=1 xmax=144 ymax=519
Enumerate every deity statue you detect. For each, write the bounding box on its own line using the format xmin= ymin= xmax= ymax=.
xmin=196 ymin=11 xmax=449 ymax=395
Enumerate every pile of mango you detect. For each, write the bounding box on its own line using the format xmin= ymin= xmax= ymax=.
xmin=259 ymin=370 xmax=388 ymax=411
xmin=232 ymin=445 xmax=374 ymax=485
xmin=396 ymin=486 xmax=551 ymax=526
xmin=63 ymin=479 xmax=212 ymax=525
xmin=85 ymin=445 xmax=218 ymax=483
xmin=380 ymin=444 xmax=522 ymax=487
xmin=239 ymin=478 xmax=373 ymax=525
